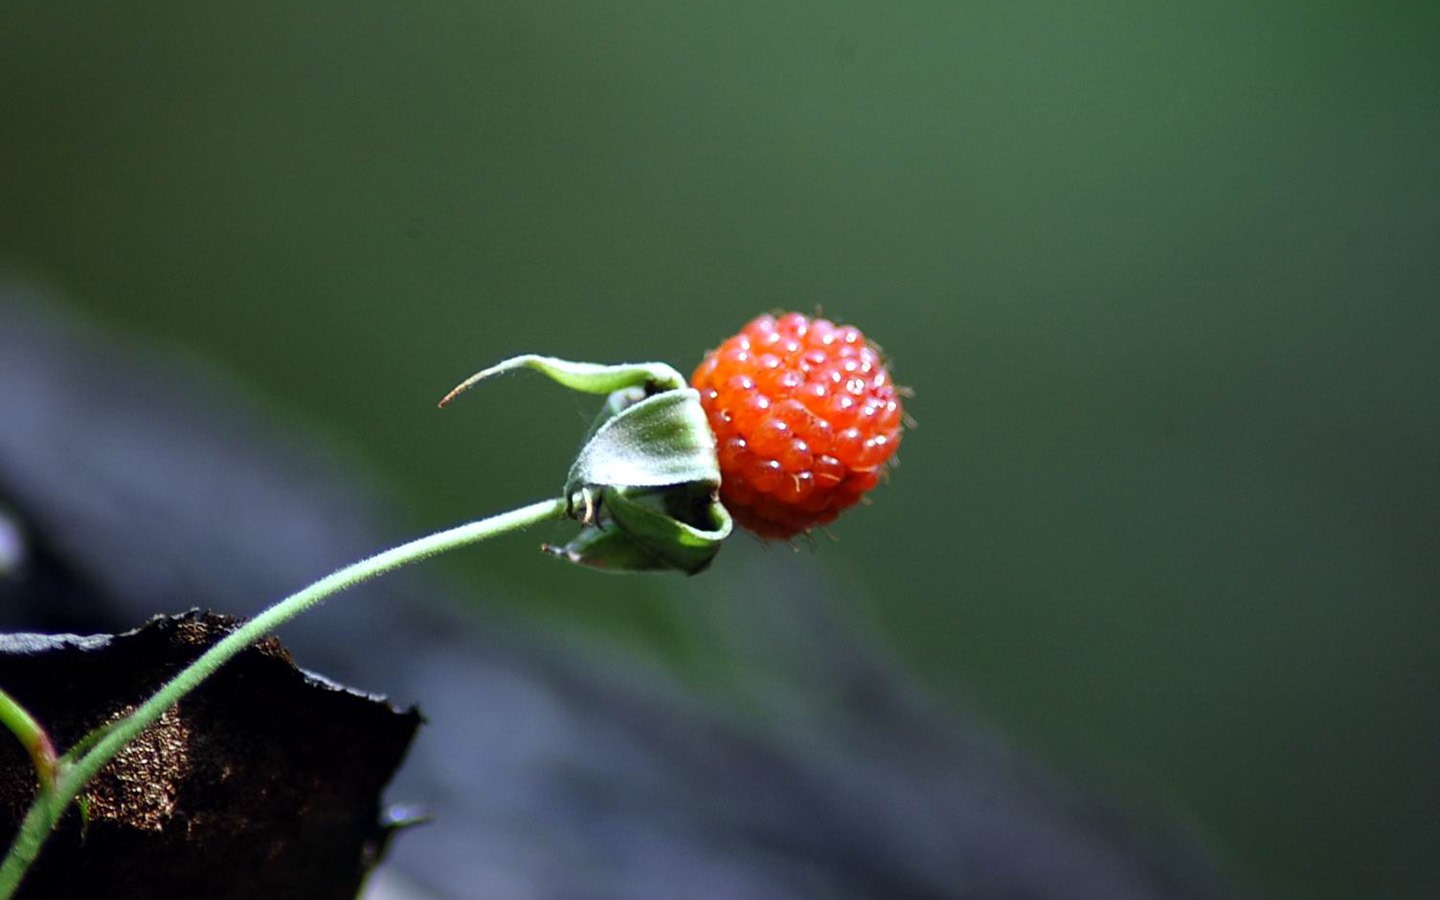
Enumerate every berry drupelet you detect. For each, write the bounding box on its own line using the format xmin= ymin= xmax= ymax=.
xmin=692 ymin=312 xmax=904 ymax=539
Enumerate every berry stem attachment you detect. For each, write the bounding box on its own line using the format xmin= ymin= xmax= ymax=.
xmin=0 ymin=496 xmax=567 ymax=899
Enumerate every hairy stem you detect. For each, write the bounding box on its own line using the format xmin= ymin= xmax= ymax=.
xmin=0 ymin=688 xmax=56 ymax=788
xmin=0 ymin=497 xmax=566 ymax=898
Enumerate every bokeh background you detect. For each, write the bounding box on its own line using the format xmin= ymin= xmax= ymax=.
xmin=3 ymin=3 xmax=1437 ymax=898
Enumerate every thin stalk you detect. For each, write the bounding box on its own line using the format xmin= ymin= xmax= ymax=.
xmin=0 ymin=688 xmax=56 ymax=788
xmin=0 ymin=497 xmax=566 ymax=899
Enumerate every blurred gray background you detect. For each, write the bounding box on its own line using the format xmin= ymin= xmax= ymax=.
xmin=2 ymin=2 xmax=1437 ymax=898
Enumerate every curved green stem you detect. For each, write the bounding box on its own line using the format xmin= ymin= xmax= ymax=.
xmin=0 ymin=497 xmax=566 ymax=899
xmin=0 ymin=688 xmax=56 ymax=788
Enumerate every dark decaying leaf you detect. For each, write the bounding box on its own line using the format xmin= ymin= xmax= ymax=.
xmin=0 ymin=611 xmax=420 ymax=900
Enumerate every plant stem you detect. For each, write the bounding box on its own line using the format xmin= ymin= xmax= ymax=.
xmin=0 ymin=496 xmax=566 ymax=899
xmin=0 ymin=688 xmax=56 ymax=788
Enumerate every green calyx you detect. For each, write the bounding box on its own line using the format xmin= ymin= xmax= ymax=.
xmin=441 ymin=355 xmax=731 ymax=574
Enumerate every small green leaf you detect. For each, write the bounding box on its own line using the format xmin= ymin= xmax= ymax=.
xmin=439 ymin=355 xmax=687 ymax=407
xmin=77 ymin=793 xmax=91 ymax=841
xmin=60 ymin=720 xmax=119 ymax=766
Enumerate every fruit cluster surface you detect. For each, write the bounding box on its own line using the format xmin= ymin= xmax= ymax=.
xmin=692 ymin=312 xmax=903 ymax=539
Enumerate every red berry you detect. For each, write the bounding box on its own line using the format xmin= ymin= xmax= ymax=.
xmin=692 ymin=312 xmax=904 ymax=539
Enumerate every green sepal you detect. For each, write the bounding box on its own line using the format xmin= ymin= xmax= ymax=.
xmin=565 ymin=389 xmax=720 ymax=498
xmin=604 ymin=483 xmax=732 ymax=572
xmin=548 ymin=483 xmax=732 ymax=575
xmin=545 ymin=519 xmax=668 ymax=572
xmin=439 ymin=355 xmax=688 ymax=408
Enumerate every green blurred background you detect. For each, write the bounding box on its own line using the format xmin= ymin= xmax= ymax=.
xmin=3 ymin=2 xmax=1437 ymax=897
